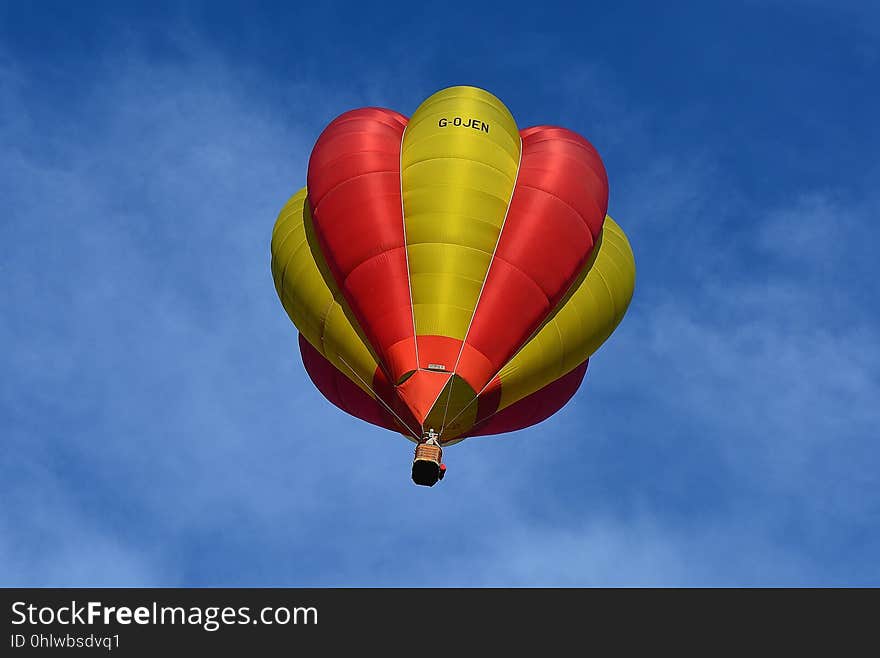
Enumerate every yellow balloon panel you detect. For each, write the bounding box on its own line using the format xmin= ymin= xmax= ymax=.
xmin=401 ymin=86 xmax=522 ymax=340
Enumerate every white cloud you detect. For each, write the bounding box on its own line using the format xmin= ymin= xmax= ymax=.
xmin=1 ymin=28 xmax=877 ymax=587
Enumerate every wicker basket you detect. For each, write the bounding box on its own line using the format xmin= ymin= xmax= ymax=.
xmin=414 ymin=443 xmax=442 ymax=464
xmin=412 ymin=443 xmax=443 ymax=487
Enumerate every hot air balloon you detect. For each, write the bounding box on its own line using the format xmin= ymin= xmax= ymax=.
xmin=270 ymin=86 xmax=635 ymax=486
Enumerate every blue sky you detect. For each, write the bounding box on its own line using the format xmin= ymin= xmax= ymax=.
xmin=2 ymin=1 xmax=878 ymax=586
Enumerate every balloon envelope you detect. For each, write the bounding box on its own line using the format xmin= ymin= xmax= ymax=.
xmin=271 ymin=86 xmax=635 ymax=444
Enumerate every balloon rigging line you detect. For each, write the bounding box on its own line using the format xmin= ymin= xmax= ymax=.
xmin=440 ymin=331 xmax=566 ymax=434
xmin=398 ymin=122 xmax=420 ymax=375
xmin=438 ymin=136 xmax=524 ymax=437
xmin=338 ymin=356 xmax=423 ymax=442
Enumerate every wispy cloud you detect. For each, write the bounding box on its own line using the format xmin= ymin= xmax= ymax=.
xmin=1 ymin=13 xmax=878 ymax=586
